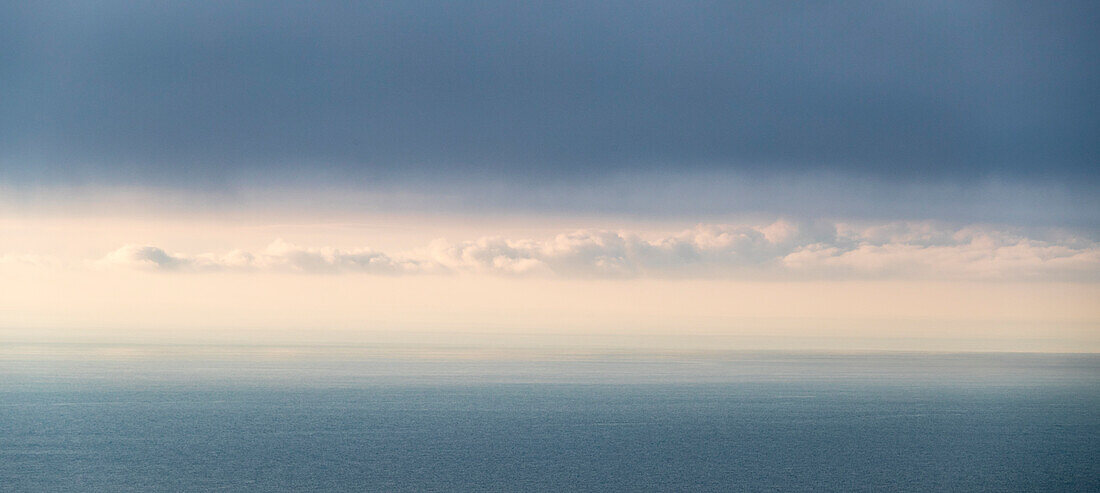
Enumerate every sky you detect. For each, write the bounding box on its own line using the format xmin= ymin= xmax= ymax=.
xmin=1 ymin=1 xmax=1098 ymax=352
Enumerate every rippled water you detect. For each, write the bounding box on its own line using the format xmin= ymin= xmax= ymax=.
xmin=1 ymin=349 xmax=1097 ymax=491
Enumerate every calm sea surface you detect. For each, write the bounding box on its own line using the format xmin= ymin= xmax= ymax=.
xmin=1 ymin=348 xmax=1097 ymax=491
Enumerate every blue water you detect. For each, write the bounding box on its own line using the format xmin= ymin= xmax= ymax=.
xmin=1 ymin=350 xmax=1097 ymax=491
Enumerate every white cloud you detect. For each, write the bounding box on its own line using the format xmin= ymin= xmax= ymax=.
xmin=99 ymin=245 xmax=192 ymax=270
xmin=95 ymin=221 xmax=1100 ymax=281
xmin=0 ymin=253 xmax=63 ymax=269
xmin=98 ymin=239 xmax=426 ymax=275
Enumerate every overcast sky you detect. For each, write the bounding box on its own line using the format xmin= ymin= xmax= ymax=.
xmin=2 ymin=2 xmax=1097 ymax=350
xmin=3 ymin=2 xmax=1096 ymax=217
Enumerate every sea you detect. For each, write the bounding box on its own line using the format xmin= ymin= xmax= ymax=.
xmin=1 ymin=346 xmax=1097 ymax=491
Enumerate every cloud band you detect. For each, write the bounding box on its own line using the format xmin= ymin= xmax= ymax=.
xmin=95 ymin=221 xmax=1099 ymax=281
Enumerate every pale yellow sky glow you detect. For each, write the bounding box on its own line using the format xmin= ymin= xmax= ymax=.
xmin=2 ymin=210 xmax=1098 ymax=352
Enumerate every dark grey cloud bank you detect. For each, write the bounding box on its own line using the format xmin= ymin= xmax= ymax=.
xmin=2 ymin=1 xmax=1097 ymax=219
